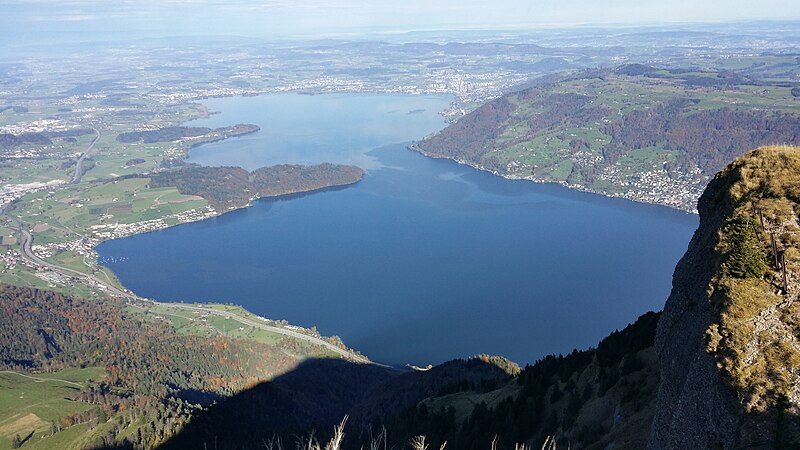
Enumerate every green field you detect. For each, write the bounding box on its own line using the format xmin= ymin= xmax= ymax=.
xmin=139 ymin=303 xmax=287 ymax=346
xmin=13 ymin=179 xmax=208 ymax=233
xmin=123 ymin=301 xmax=344 ymax=359
xmin=0 ymin=368 xmax=105 ymax=450
xmin=0 ymin=176 xmax=209 ymax=292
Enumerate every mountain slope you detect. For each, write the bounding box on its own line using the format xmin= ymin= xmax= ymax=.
xmin=371 ymin=312 xmax=662 ymax=450
xmin=347 ymin=146 xmax=800 ymax=450
xmin=650 ymin=145 xmax=800 ymax=448
xmin=4 ymin=147 xmax=800 ymax=450
xmin=0 ymin=284 xmax=379 ymax=449
xmin=414 ymin=68 xmax=800 ymax=212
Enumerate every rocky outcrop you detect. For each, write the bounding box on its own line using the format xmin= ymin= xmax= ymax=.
xmin=650 ymin=146 xmax=800 ymax=449
xmin=648 ymin=174 xmax=741 ymax=448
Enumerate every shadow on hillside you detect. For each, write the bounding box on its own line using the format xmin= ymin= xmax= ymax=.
xmin=156 ymin=358 xmax=393 ymax=450
xmin=144 ymin=356 xmax=511 ymax=450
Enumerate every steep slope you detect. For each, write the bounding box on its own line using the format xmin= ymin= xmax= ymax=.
xmin=414 ymin=68 xmax=800 ymax=212
xmin=650 ymin=145 xmax=800 ymax=448
xmin=6 ymin=147 xmax=800 ymax=450
xmin=158 ymin=357 xmax=516 ymax=450
xmin=351 ymin=312 xmax=662 ymax=450
xmin=346 ymin=146 xmax=800 ymax=450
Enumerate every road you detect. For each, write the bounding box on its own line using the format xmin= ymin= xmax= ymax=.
xmin=16 ymin=227 xmax=382 ymax=366
xmin=0 ymin=370 xmax=83 ymax=387
xmin=71 ymin=128 xmax=100 ymax=184
xmin=19 ymin=228 xmax=131 ymax=299
xmin=142 ymin=303 xmax=382 ymax=366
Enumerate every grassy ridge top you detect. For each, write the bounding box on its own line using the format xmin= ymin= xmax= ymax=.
xmin=703 ymin=146 xmax=800 ymax=418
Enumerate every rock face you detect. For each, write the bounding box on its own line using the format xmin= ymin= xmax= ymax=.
xmin=649 ymin=146 xmax=800 ymax=449
xmin=648 ymin=170 xmax=742 ymax=449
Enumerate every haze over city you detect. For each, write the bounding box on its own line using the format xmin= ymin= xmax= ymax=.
xmin=2 ymin=0 xmax=800 ymax=447
xmin=4 ymin=0 xmax=800 ymax=42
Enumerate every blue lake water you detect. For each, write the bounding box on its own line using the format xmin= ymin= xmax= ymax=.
xmin=98 ymin=93 xmax=698 ymax=366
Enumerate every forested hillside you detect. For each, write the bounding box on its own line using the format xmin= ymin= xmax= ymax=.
xmin=0 ymin=285 xmax=312 ymax=395
xmin=0 ymin=282 xmax=521 ymax=449
xmin=146 ymin=148 xmax=800 ymax=450
xmin=358 ymin=312 xmax=661 ymax=450
xmin=414 ymin=67 xmax=800 ymax=211
xmin=4 ymin=147 xmax=799 ymax=449
xmin=0 ymin=284 xmax=369 ymax=449
xmin=160 ymin=356 xmax=518 ymax=449
xmin=124 ymin=310 xmax=663 ymax=450
xmin=149 ymin=163 xmax=364 ymax=210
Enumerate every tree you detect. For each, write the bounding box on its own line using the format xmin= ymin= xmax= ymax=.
xmin=722 ymin=215 xmax=769 ymax=279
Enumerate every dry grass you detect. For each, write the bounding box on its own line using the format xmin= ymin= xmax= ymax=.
xmin=724 ymin=145 xmax=800 ymax=204
xmin=704 ymin=146 xmax=800 ymax=412
xmin=0 ymin=413 xmax=47 ymax=438
xmin=261 ymin=419 xmax=553 ymax=450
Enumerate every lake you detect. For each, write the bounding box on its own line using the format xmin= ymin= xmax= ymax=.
xmin=98 ymin=93 xmax=698 ymax=366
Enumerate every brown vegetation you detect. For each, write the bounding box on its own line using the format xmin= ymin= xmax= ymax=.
xmin=0 ymin=283 xmax=349 ymax=447
xmin=702 ymin=146 xmax=800 ymax=435
xmin=602 ymin=106 xmax=800 ymax=175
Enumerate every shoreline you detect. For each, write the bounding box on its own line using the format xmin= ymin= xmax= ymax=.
xmin=9 ymin=111 xmax=370 ymax=362
xmin=406 ymin=142 xmax=699 ymax=215
xmin=14 ymin=183 xmax=376 ymax=366
xmin=91 ymin=175 xmax=365 ymax=243
xmin=14 ymin=92 xmax=689 ymax=369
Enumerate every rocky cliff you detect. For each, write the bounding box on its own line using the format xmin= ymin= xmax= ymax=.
xmin=650 ymin=146 xmax=800 ymax=449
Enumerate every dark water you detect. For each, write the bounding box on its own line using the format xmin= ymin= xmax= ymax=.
xmin=98 ymin=94 xmax=697 ymax=366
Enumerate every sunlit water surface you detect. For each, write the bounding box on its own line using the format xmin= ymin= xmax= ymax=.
xmin=98 ymin=93 xmax=697 ymax=366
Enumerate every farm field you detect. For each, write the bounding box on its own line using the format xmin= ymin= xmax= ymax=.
xmin=0 ymin=368 xmax=105 ymax=450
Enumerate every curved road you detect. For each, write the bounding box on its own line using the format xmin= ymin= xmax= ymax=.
xmin=149 ymin=302 xmax=381 ymax=366
xmin=16 ymin=228 xmax=382 ymax=367
xmin=0 ymin=370 xmax=84 ymax=387
xmin=19 ymin=228 xmax=131 ymax=298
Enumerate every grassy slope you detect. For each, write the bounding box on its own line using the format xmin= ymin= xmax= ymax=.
xmin=0 ymin=284 xmax=357 ymax=450
xmin=0 ymin=368 xmax=105 ymax=450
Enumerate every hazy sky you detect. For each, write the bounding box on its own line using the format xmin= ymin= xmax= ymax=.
xmin=3 ymin=0 xmax=800 ymax=41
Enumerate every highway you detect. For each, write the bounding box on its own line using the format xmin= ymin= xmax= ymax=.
xmin=19 ymin=228 xmax=131 ymax=298
xmin=15 ymin=227 xmax=383 ymax=367
xmin=71 ymin=128 xmax=101 ymax=184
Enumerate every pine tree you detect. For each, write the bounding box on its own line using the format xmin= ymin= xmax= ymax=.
xmin=722 ymin=215 xmax=768 ymax=279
